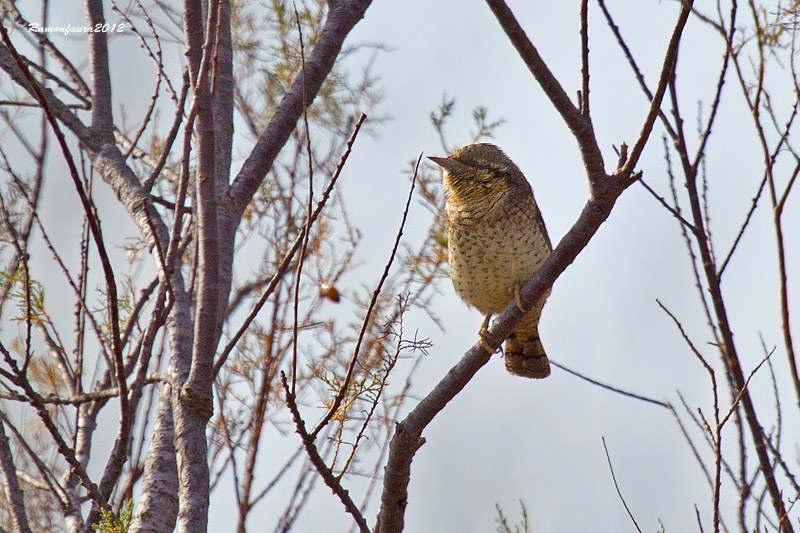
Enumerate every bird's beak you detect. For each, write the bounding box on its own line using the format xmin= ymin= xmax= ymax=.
xmin=427 ymin=156 xmax=468 ymax=174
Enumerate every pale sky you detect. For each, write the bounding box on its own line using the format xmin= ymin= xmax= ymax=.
xmin=320 ymin=1 xmax=799 ymax=531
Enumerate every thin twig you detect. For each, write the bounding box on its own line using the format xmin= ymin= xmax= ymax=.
xmin=144 ymin=70 xmax=190 ymax=191
xmin=663 ymin=135 xmax=720 ymax=344
xmin=280 ymin=372 xmax=370 ymax=533
xmin=669 ymin=403 xmax=712 ymax=485
xmin=695 ymin=504 xmax=706 ymax=533
xmin=717 ymin=175 xmax=767 ymax=277
xmin=484 ymin=0 xmax=605 ymax=180
xmin=337 ymin=295 xmax=421 ymax=480
xmin=291 ymin=0 xmax=313 ymax=395
xmin=596 ymin=0 xmax=677 ymax=139
xmin=656 ymin=300 xmax=713 ymax=375
xmin=638 ymin=177 xmax=698 ymax=233
xmin=213 ymin=114 xmax=367 ymax=377
xmin=691 ymin=0 xmax=737 ymax=169
xmin=0 ymin=341 xmax=105 ymax=507
xmin=719 ymin=348 xmax=774 ymax=429
xmin=0 ymin=409 xmax=69 ymax=507
xmin=772 ymin=158 xmax=800 ymax=407
xmin=621 ymin=0 xmax=694 ymax=177
xmin=0 ymin=21 xmax=128 ymax=446
xmin=311 ymin=154 xmax=421 ymax=440
xmin=579 ymin=0 xmax=590 ymax=118
xmin=602 ymin=437 xmax=643 ymax=533
xmin=0 ymin=374 xmax=169 ymax=405
xmin=549 ymin=359 xmax=668 ymax=408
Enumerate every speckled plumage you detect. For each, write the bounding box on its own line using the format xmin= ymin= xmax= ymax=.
xmin=429 ymin=143 xmax=552 ymax=378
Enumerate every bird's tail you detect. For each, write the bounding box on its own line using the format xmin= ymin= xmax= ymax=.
xmin=504 ymin=310 xmax=550 ymax=379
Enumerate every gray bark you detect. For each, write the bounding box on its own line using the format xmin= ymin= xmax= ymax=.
xmin=0 ymin=420 xmax=33 ymax=533
xmin=129 ymin=385 xmax=179 ymax=533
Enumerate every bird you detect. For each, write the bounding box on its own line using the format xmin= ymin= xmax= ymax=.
xmin=428 ymin=143 xmax=552 ymax=378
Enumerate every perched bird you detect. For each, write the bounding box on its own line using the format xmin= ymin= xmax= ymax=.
xmin=429 ymin=143 xmax=552 ymax=378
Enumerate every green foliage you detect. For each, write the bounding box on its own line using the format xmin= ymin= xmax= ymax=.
xmin=1 ymin=268 xmax=46 ymax=325
xmin=91 ymin=500 xmax=132 ymax=533
xmin=495 ymin=501 xmax=531 ymax=533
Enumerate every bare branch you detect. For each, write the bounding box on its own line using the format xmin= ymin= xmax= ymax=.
xmin=0 ymin=21 xmax=129 ymax=453
xmin=0 ymin=419 xmax=33 ymax=533
xmin=638 ymin=176 xmax=698 ymax=234
xmin=0 ymin=374 xmax=168 ymax=404
xmin=619 ymin=0 xmax=694 ymax=177
xmin=579 ymin=0 xmax=590 ymax=118
xmin=280 ymin=372 xmax=370 ymax=533
xmin=484 ymin=0 xmax=605 ymax=180
xmin=291 ymin=0 xmax=314 ymax=394
xmin=0 ymin=1 xmax=91 ymax=98
xmin=311 ymin=154 xmax=420 ymax=439
xmin=213 ymin=114 xmax=367 ymax=376
xmin=228 ymin=0 xmax=374 ymax=214
xmin=375 ymin=4 xmax=696 ymax=530
xmin=719 ymin=349 xmax=774 ymax=430
xmin=595 ymin=0 xmax=677 ymax=139
xmin=0 ymin=341 xmax=104 ymax=508
xmin=602 ymin=437 xmax=643 ymax=533
xmin=85 ymin=0 xmax=115 ymax=141
xmin=718 ymin=175 xmax=767 ymax=278
xmin=549 ymin=359 xmax=669 ymax=408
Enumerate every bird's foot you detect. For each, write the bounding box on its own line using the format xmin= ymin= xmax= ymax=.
xmin=479 ymin=314 xmax=495 ymax=353
xmin=514 ymin=286 xmax=527 ymax=313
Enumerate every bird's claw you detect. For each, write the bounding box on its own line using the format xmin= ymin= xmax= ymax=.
xmin=479 ymin=314 xmax=495 ymax=353
xmin=514 ymin=286 xmax=527 ymax=313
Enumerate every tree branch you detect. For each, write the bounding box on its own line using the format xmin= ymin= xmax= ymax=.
xmin=311 ymin=154 xmax=420 ymax=439
xmin=375 ymin=3 xmax=695 ymax=531
xmin=579 ymin=0 xmax=590 ymax=118
xmin=171 ymin=1 xmax=222 ymax=531
xmin=213 ymin=113 xmax=367 ymax=377
xmin=85 ymin=0 xmax=114 ymax=142
xmin=619 ymin=0 xmax=693 ymax=177
xmin=0 ymin=21 xmax=129 ymax=464
xmin=602 ymin=437 xmax=644 ymax=533
xmin=484 ymin=0 xmax=605 ymax=181
xmin=228 ymin=0 xmax=373 ymax=215
xmin=0 ymin=341 xmax=105 ymax=508
xmin=0 ymin=419 xmax=33 ymax=533
xmin=280 ymin=373 xmax=370 ymax=533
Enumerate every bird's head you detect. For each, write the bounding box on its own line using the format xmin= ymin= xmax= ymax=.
xmin=428 ymin=143 xmax=528 ymax=207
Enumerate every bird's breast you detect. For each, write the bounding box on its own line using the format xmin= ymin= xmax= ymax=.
xmin=446 ymin=202 xmax=550 ymax=314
